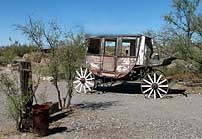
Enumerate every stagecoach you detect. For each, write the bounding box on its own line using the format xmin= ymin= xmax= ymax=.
xmin=73 ymin=34 xmax=176 ymax=99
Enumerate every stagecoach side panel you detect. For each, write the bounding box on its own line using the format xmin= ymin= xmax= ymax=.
xmin=116 ymin=57 xmax=137 ymax=78
xmin=86 ymin=55 xmax=101 ymax=75
xmin=103 ymin=56 xmax=115 ymax=72
xmin=136 ymin=36 xmax=146 ymax=65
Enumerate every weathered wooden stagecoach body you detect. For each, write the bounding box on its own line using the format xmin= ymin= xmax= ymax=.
xmin=74 ymin=34 xmax=172 ymax=99
xmin=85 ymin=34 xmax=155 ymax=79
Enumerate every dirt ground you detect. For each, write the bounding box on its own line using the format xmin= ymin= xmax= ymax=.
xmin=1 ymin=79 xmax=202 ymax=139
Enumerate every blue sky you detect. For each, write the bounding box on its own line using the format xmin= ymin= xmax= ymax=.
xmin=0 ymin=0 xmax=173 ymax=46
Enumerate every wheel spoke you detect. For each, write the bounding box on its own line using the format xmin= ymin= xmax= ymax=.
xmin=148 ymin=74 xmax=153 ymax=83
xmin=154 ymin=73 xmax=156 ymax=83
xmin=143 ymin=87 xmax=152 ymax=94
xmin=73 ymin=80 xmax=80 ymax=84
xmin=76 ymin=70 xmax=81 ymax=78
xmin=148 ymin=89 xmax=153 ymax=98
xmin=157 ymin=90 xmax=163 ymax=98
xmin=142 ymin=85 xmax=151 ymax=88
xmin=75 ymin=83 xmax=81 ymax=93
xmin=80 ymin=68 xmax=84 ymax=77
xmin=156 ymin=75 xmax=162 ymax=83
xmin=143 ymin=79 xmax=152 ymax=85
xmin=158 ymin=87 xmax=167 ymax=94
xmin=153 ymin=90 xmax=156 ymax=99
xmin=84 ymin=68 xmax=87 ymax=77
xmin=79 ymin=84 xmax=84 ymax=93
xmin=86 ymin=77 xmax=95 ymax=81
xmin=75 ymin=77 xmax=80 ymax=80
xmin=86 ymin=72 xmax=92 ymax=79
xmin=85 ymin=83 xmax=92 ymax=91
xmin=86 ymin=80 xmax=94 ymax=87
xmin=75 ymin=82 xmax=81 ymax=90
xmin=159 ymin=84 xmax=168 ymax=88
xmin=83 ymin=85 xmax=86 ymax=93
xmin=75 ymin=88 xmax=79 ymax=92
xmin=158 ymin=79 xmax=167 ymax=85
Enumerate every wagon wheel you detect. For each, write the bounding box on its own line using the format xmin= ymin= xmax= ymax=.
xmin=73 ymin=68 xmax=95 ymax=93
xmin=141 ymin=71 xmax=169 ymax=99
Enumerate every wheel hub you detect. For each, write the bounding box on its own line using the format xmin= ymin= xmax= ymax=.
xmin=80 ymin=78 xmax=86 ymax=84
xmin=151 ymin=83 xmax=158 ymax=90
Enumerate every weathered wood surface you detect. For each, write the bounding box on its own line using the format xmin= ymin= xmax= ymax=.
xmin=19 ymin=61 xmax=33 ymax=132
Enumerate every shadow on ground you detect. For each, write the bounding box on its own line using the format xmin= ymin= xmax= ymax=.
xmin=49 ymin=109 xmax=73 ymax=123
xmin=72 ymin=101 xmax=118 ymax=110
xmin=96 ymin=82 xmax=187 ymax=97
xmin=48 ymin=126 xmax=67 ymax=136
xmin=47 ymin=101 xmax=118 ymax=136
xmin=48 ymin=101 xmax=117 ymax=136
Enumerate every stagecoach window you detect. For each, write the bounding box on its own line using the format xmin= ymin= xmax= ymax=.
xmin=121 ymin=42 xmax=130 ymax=56
xmin=121 ymin=39 xmax=136 ymax=56
xmin=104 ymin=40 xmax=116 ymax=55
xmin=87 ymin=38 xmax=101 ymax=54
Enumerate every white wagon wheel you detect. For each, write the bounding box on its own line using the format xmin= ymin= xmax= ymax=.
xmin=141 ymin=71 xmax=169 ymax=99
xmin=73 ymin=68 xmax=95 ymax=93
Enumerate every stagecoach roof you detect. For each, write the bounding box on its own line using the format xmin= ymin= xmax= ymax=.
xmin=85 ymin=34 xmax=152 ymax=39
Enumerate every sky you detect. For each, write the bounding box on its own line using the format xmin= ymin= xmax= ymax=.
xmin=0 ymin=0 xmax=173 ymax=46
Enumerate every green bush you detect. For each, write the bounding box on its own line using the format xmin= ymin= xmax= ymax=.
xmin=12 ymin=45 xmax=38 ymax=57
xmin=0 ymin=47 xmax=17 ymax=65
xmin=0 ymin=44 xmax=38 ymax=65
xmin=0 ymin=74 xmax=22 ymax=130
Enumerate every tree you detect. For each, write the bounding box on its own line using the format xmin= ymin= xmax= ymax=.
xmin=163 ymin=0 xmax=202 ymax=71
xmin=60 ymin=31 xmax=85 ymax=108
xmin=164 ymin=0 xmax=200 ymax=40
xmin=143 ymin=28 xmax=177 ymax=58
xmin=17 ymin=18 xmax=85 ymax=109
xmin=194 ymin=15 xmax=202 ymax=42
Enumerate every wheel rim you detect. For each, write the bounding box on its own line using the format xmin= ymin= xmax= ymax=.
xmin=73 ymin=68 xmax=95 ymax=93
xmin=141 ymin=72 xmax=169 ymax=99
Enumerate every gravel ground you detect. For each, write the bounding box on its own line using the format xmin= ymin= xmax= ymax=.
xmin=45 ymin=93 xmax=202 ymax=139
xmin=0 ymin=80 xmax=202 ymax=139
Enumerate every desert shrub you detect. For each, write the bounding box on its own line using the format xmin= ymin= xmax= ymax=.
xmin=0 ymin=47 xmax=17 ymax=65
xmin=160 ymin=59 xmax=201 ymax=81
xmin=14 ymin=45 xmax=38 ymax=57
xmin=24 ymin=52 xmax=42 ymax=63
xmin=0 ymin=44 xmax=38 ymax=65
xmin=161 ymin=60 xmax=186 ymax=76
xmin=0 ymin=74 xmax=28 ymax=130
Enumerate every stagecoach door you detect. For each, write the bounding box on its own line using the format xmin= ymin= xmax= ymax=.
xmin=102 ymin=39 xmax=116 ymax=72
xmin=86 ymin=38 xmax=116 ymax=76
xmin=115 ymin=37 xmax=138 ymax=75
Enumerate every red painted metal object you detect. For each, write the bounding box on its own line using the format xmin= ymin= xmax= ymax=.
xmin=33 ymin=104 xmax=49 ymax=136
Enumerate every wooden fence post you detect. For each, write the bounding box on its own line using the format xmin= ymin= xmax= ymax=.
xmin=19 ymin=61 xmax=33 ymax=132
